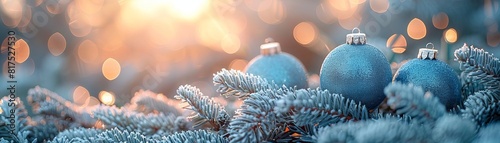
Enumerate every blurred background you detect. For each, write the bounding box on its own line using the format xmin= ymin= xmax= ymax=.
xmin=0 ymin=0 xmax=499 ymax=108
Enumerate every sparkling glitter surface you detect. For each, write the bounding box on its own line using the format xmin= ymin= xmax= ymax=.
xmin=393 ymin=59 xmax=461 ymax=109
xmin=245 ymin=52 xmax=308 ymax=89
xmin=320 ymin=44 xmax=392 ymax=109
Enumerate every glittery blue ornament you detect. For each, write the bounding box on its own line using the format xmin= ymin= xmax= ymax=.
xmin=320 ymin=28 xmax=392 ymax=109
xmin=393 ymin=43 xmax=461 ymax=109
xmin=244 ymin=38 xmax=308 ymax=89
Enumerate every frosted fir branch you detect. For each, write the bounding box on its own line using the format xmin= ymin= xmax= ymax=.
xmin=275 ymin=88 xmax=369 ymax=127
xmin=27 ymin=86 xmax=96 ymax=127
xmin=455 ymin=44 xmax=500 ymax=99
xmin=384 ymin=83 xmax=446 ymax=124
xmin=316 ymin=118 xmax=430 ymax=143
xmin=125 ymin=90 xmax=181 ymax=115
xmin=227 ymin=88 xmax=296 ymax=143
xmin=48 ymin=136 xmax=88 ymax=143
xmin=95 ymin=128 xmax=151 ymax=143
xmin=370 ymin=113 xmax=413 ymax=123
xmin=432 ymin=114 xmax=476 ymax=143
xmin=0 ymin=96 xmax=30 ymax=142
xmin=461 ymin=90 xmax=500 ymax=127
xmin=25 ymin=116 xmax=67 ymax=142
xmin=213 ymin=69 xmax=275 ymax=99
xmin=51 ymin=127 xmax=102 ymax=142
xmin=160 ymin=130 xmax=228 ymax=143
xmin=474 ymin=122 xmax=500 ymax=143
xmin=175 ymin=85 xmax=230 ymax=131
xmin=92 ymin=105 xmax=189 ymax=136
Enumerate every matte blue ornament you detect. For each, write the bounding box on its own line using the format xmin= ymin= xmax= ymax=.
xmin=320 ymin=28 xmax=392 ymax=109
xmin=393 ymin=43 xmax=461 ymax=109
xmin=244 ymin=38 xmax=308 ymax=89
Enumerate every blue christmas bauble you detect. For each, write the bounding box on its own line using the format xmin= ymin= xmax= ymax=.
xmin=393 ymin=47 xmax=461 ymax=109
xmin=320 ymin=29 xmax=392 ymax=109
xmin=245 ymin=40 xmax=308 ymax=89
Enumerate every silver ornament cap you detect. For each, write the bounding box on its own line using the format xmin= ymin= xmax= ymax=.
xmin=260 ymin=37 xmax=281 ymax=56
xmin=346 ymin=27 xmax=367 ymax=45
xmin=417 ymin=43 xmax=438 ymax=60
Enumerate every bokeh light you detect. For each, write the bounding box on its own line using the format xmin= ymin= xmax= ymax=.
xmin=444 ymin=28 xmax=458 ymax=43
xmin=338 ymin=13 xmax=362 ymax=30
xmin=197 ymin=19 xmax=226 ymax=51
xmin=293 ymin=22 xmax=318 ymax=46
xmin=258 ymin=0 xmax=286 ymax=24
xmin=327 ymin=0 xmax=359 ymax=20
xmin=17 ymin=5 xmax=31 ymax=28
xmin=102 ymin=58 xmax=121 ymax=80
xmin=73 ymin=86 xmax=90 ymax=106
xmin=46 ymin=0 xmax=62 ymax=14
xmin=86 ymin=96 xmax=101 ymax=107
xmin=47 ymin=32 xmax=67 ymax=56
xmin=369 ymin=0 xmax=389 ymax=13
xmin=221 ymin=34 xmax=241 ymax=54
xmin=387 ymin=34 xmax=407 ymax=54
xmin=169 ymin=0 xmax=209 ymax=20
xmin=14 ymin=39 xmax=30 ymax=63
xmin=0 ymin=0 xmax=24 ymax=27
xmin=77 ymin=40 xmax=99 ymax=63
xmin=67 ymin=2 xmax=93 ymax=37
xmin=75 ymin=0 xmax=104 ymax=14
xmin=229 ymin=59 xmax=248 ymax=71
xmin=407 ymin=18 xmax=427 ymax=40
xmin=432 ymin=12 xmax=449 ymax=29
xmin=99 ymin=91 xmax=115 ymax=106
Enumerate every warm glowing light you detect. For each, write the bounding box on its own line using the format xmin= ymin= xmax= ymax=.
xmin=148 ymin=22 xmax=176 ymax=48
xmin=229 ymin=59 xmax=248 ymax=71
xmin=67 ymin=2 xmax=92 ymax=37
xmin=407 ymin=18 xmax=427 ymax=40
xmin=48 ymin=32 xmax=67 ymax=56
xmin=258 ymin=0 xmax=286 ymax=24
xmin=293 ymin=22 xmax=318 ymax=45
xmin=369 ymin=0 xmax=389 ymax=13
xmin=0 ymin=0 xmax=24 ymax=27
xmin=17 ymin=6 xmax=31 ymax=28
xmin=487 ymin=32 xmax=500 ymax=47
xmin=316 ymin=3 xmax=336 ymax=24
xmin=197 ymin=19 xmax=226 ymax=51
xmin=339 ymin=13 xmax=362 ymax=30
xmin=444 ymin=28 xmax=458 ymax=43
xmin=94 ymin=119 xmax=104 ymax=129
xmin=327 ymin=0 xmax=358 ymax=20
xmin=99 ymin=91 xmax=115 ymax=106
xmin=78 ymin=40 xmax=99 ymax=63
xmin=102 ymin=58 xmax=121 ymax=80
xmin=75 ymin=0 xmax=104 ymax=14
xmin=169 ymin=0 xmax=208 ymax=20
xmin=221 ymin=34 xmax=241 ymax=54
xmin=86 ymin=96 xmax=101 ymax=107
xmin=432 ymin=13 xmax=449 ymax=30
xmin=46 ymin=0 xmax=62 ymax=14
xmin=73 ymin=86 xmax=90 ymax=106
xmin=14 ymin=39 xmax=30 ymax=63
xmin=244 ymin=0 xmax=260 ymax=11
xmin=1 ymin=37 xmax=8 ymax=53
xmin=387 ymin=34 xmax=407 ymax=54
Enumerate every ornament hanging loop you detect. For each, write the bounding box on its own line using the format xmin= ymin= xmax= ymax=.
xmin=346 ymin=27 xmax=367 ymax=45
xmin=418 ymin=43 xmax=438 ymax=60
xmin=260 ymin=37 xmax=282 ymax=56
xmin=426 ymin=43 xmax=435 ymax=49
xmin=352 ymin=27 xmax=361 ymax=34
